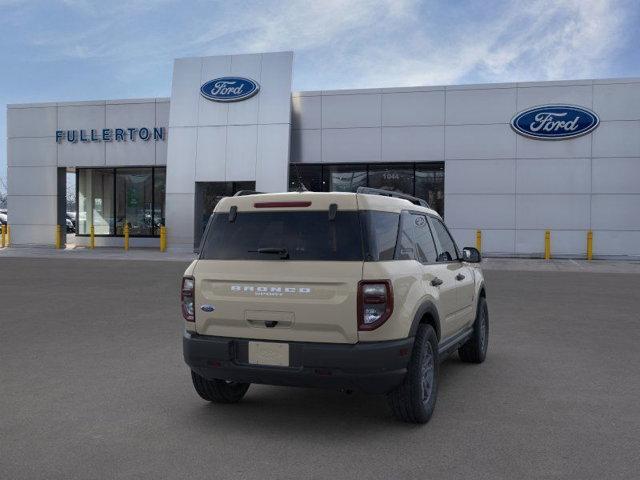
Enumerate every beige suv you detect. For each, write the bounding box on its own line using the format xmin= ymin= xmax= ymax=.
xmin=181 ymin=188 xmax=488 ymax=423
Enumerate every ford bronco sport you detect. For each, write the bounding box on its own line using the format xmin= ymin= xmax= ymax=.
xmin=182 ymin=188 xmax=488 ymax=423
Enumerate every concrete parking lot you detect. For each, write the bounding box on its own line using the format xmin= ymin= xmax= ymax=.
xmin=1 ymin=257 xmax=639 ymax=479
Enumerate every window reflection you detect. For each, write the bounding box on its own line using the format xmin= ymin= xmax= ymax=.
xmin=116 ymin=169 xmax=153 ymax=236
xmin=153 ymin=169 xmax=166 ymax=234
xmin=415 ymin=164 xmax=445 ymax=217
xmin=195 ymin=181 xmax=256 ymax=249
xmin=289 ymin=164 xmax=323 ymax=191
xmin=323 ymin=164 xmax=367 ymax=192
xmin=77 ymin=167 xmax=165 ymax=237
xmin=288 ymin=162 xmax=445 ymax=218
xmin=78 ymin=169 xmax=114 ymax=235
xmin=368 ymin=164 xmax=414 ymax=195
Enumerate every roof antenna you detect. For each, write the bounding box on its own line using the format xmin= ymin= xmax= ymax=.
xmin=293 ymin=164 xmax=308 ymax=193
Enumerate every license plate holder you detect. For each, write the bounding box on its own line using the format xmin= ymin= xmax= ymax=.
xmin=248 ymin=341 xmax=290 ymax=367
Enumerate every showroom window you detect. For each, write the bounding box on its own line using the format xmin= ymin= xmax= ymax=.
xmin=323 ymin=164 xmax=368 ymax=192
xmin=289 ymin=164 xmax=323 ymax=192
xmin=77 ymin=169 xmax=115 ymax=235
xmin=77 ymin=167 xmax=166 ymax=237
xmin=194 ymin=181 xmax=256 ymax=250
xmin=415 ymin=164 xmax=445 ymax=218
xmin=368 ymin=163 xmax=414 ymax=194
xmin=115 ymin=169 xmax=153 ymax=236
xmin=288 ymin=163 xmax=445 ymax=217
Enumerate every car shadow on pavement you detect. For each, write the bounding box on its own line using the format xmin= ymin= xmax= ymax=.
xmin=175 ymin=355 xmax=472 ymax=435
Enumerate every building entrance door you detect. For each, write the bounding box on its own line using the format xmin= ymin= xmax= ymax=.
xmin=194 ymin=181 xmax=256 ymax=250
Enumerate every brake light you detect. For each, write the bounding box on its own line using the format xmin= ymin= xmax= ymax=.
xmin=181 ymin=276 xmax=195 ymax=322
xmin=358 ymin=280 xmax=393 ymax=331
xmin=254 ymin=201 xmax=312 ymax=208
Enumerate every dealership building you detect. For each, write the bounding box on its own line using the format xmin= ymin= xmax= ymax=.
xmin=6 ymin=51 xmax=640 ymax=257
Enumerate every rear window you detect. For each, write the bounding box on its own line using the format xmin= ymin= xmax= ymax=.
xmin=200 ymin=211 xmax=365 ymax=261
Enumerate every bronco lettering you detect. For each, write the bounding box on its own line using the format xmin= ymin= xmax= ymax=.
xmin=230 ymin=285 xmax=312 ymax=295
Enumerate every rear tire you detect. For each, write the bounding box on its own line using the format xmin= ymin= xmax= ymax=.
xmin=458 ymin=296 xmax=489 ymax=364
xmin=190 ymin=370 xmax=250 ymax=403
xmin=387 ymin=324 xmax=439 ymax=424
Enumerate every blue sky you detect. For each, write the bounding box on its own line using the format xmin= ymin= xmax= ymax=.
xmin=1 ymin=0 xmax=639 ymax=191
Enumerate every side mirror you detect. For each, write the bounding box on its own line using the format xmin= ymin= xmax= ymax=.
xmin=462 ymin=247 xmax=481 ymax=263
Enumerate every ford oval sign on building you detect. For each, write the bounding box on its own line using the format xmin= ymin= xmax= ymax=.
xmin=511 ymin=105 xmax=599 ymax=140
xmin=200 ymin=77 xmax=260 ymax=102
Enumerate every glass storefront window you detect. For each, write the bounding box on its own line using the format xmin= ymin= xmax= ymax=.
xmin=415 ymin=164 xmax=444 ymax=217
xmin=289 ymin=164 xmax=322 ymax=191
xmin=194 ymin=181 xmax=256 ymax=249
xmin=115 ymin=169 xmax=153 ymax=236
xmin=288 ymin=162 xmax=445 ymax=218
xmin=76 ymin=167 xmax=165 ymax=237
xmin=323 ymin=164 xmax=367 ymax=192
xmin=153 ymin=169 xmax=166 ymax=234
xmin=78 ymin=169 xmax=114 ymax=235
xmin=368 ymin=164 xmax=414 ymax=195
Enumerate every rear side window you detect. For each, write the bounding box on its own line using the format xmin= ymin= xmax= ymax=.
xmin=200 ymin=211 xmax=364 ymax=261
xmin=413 ymin=215 xmax=438 ymax=263
xmin=429 ymin=217 xmax=459 ymax=262
xmin=360 ymin=211 xmax=400 ymax=261
xmin=396 ymin=212 xmax=438 ymax=263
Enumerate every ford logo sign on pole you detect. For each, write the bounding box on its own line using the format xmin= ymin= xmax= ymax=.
xmin=200 ymin=77 xmax=260 ymax=102
xmin=511 ymin=105 xmax=599 ymax=140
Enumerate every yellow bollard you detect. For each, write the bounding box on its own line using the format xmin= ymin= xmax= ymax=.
xmin=55 ymin=225 xmax=62 ymax=249
xmin=475 ymin=229 xmax=482 ymax=253
xmin=544 ymin=230 xmax=551 ymax=260
xmin=6 ymin=224 xmax=10 ymax=246
xmin=90 ymin=224 xmax=95 ymax=249
xmin=587 ymin=230 xmax=593 ymax=261
xmin=160 ymin=226 xmax=167 ymax=252
xmin=1 ymin=224 xmax=6 ymax=248
xmin=124 ymin=224 xmax=129 ymax=251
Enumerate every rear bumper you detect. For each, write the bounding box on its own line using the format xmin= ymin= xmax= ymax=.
xmin=183 ymin=331 xmax=413 ymax=394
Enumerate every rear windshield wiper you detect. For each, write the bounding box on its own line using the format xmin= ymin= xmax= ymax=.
xmin=248 ymin=247 xmax=290 ymax=259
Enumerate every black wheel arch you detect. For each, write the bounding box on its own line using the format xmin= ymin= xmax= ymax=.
xmin=478 ymin=281 xmax=487 ymax=299
xmin=409 ymin=300 xmax=441 ymax=341
xmin=477 ymin=281 xmax=487 ymax=315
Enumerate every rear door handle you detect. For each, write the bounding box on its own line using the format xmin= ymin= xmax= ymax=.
xmin=455 ymin=273 xmax=465 ymax=281
xmin=431 ymin=277 xmax=443 ymax=287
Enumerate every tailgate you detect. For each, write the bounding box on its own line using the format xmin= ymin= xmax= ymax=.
xmin=194 ymin=260 xmax=362 ymax=344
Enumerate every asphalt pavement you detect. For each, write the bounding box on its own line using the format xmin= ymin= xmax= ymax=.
xmin=1 ymin=257 xmax=639 ymax=479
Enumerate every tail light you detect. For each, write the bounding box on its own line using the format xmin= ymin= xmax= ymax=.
xmin=181 ymin=276 xmax=195 ymax=322
xmin=358 ymin=280 xmax=393 ymax=331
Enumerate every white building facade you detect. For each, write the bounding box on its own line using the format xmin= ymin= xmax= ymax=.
xmin=6 ymin=51 xmax=640 ymax=257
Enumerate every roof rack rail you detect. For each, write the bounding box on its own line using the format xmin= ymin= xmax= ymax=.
xmin=356 ymin=187 xmax=430 ymax=208
xmin=233 ymin=190 xmax=264 ymax=197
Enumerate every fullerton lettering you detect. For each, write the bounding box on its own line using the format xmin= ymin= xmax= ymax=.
xmin=529 ymin=112 xmax=580 ymax=133
xmin=55 ymin=127 xmax=165 ymax=143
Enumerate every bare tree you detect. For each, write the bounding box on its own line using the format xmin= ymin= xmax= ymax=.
xmin=66 ymin=172 xmax=76 ymax=212
xmin=0 ymin=176 xmax=7 ymax=209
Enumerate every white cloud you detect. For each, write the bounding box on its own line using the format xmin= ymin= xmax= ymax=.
xmin=0 ymin=0 xmax=633 ymax=185
xmin=333 ymin=0 xmax=627 ymax=88
xmin=12 ymin=0 xmax=633 ymax=88
xmin=473 ymin=0 xmax=626 ymax=81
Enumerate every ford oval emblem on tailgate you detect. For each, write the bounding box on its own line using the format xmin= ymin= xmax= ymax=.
xmin=200 ymin=305 xmax=215 ymax=312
